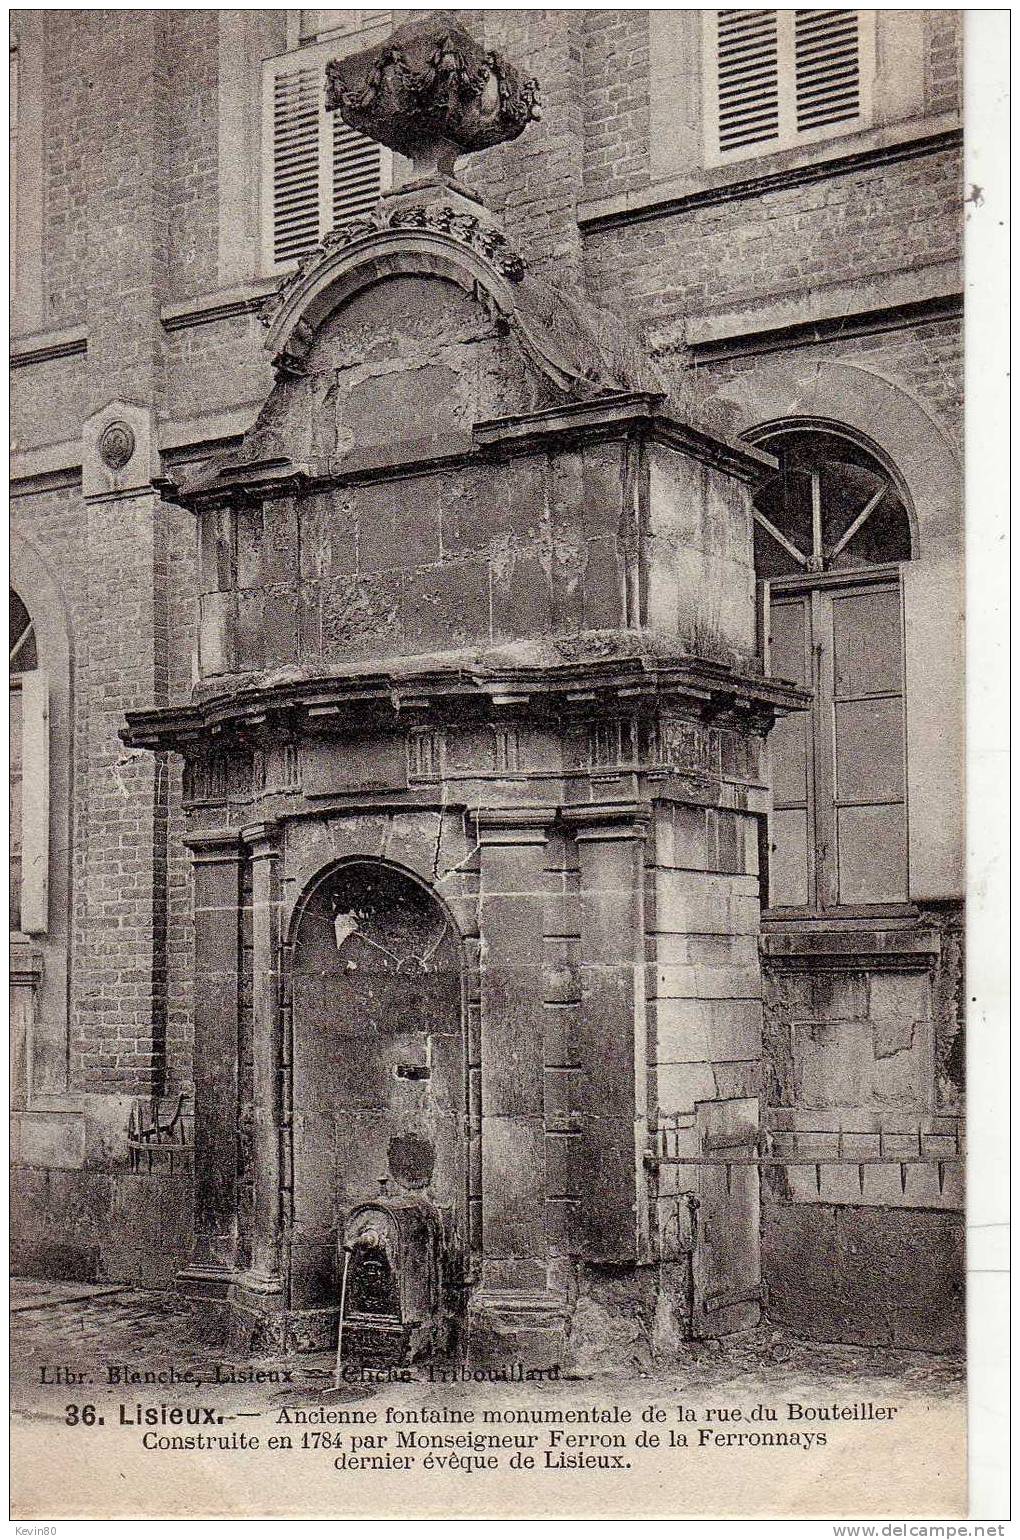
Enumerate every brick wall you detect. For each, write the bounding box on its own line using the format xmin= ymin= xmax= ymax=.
xmin=927 ymin=10 xmax=964 ymax=116
xmin=164 ymin=502 xmax=197 ymax=1090
xmin=463 ymin=10 xmax=587 ymax=281
xmin=582 ymin=147 xmax=963 ymax=328
xmin=164 ymin=12 xmax=220 ymax=303
xmin=581 ymin=9 xmax=650 ymax=203
xmin=42 ymin=12 xmax=90 ymax=329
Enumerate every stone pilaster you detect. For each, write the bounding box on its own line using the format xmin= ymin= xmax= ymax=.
xmin=469 ymin=808 xmax=567 ymax=1363
xmin=234 ymin=821 xmax=284 ymax=1306
xmin=179 ymin=832 xmax=243 ymax=1296
xmin=564 ymin=802 xmax=652 ymax=1264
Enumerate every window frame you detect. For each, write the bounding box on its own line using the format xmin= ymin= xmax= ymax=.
xmin=9 ymin=660 xmax=49 ymax=939
xmin=752 ymin=426 xmax=915 ymax=922
xmin=703 ymin=9 xmax=877 ymax=169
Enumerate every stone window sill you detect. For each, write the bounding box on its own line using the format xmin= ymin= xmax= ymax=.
xmin=760 ymin=914 xmax=941 ymax=967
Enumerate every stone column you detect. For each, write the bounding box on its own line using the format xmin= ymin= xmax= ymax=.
xmin=469 ymin=808 xmax=567 ymax=1362
xmin=180 ymin=832 xmax=243 ymax=1296
xmin=564 ymin=803 xmax=652 ymax=1264
xmin=237 ymin=821 xmax=284 ymax=1304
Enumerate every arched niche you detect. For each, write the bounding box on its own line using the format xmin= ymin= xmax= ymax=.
xmin=286 ymin=857 xmax=466 ymax=1311
xmin=701 ymin=358 xmax=963 ymax=901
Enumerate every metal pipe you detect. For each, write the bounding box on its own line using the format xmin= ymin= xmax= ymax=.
xmin=333 ymin=1247 xmax=352 ymax=1390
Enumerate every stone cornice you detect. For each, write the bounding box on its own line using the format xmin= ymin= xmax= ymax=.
xmin=122 ymin=653 xmax=809 ymax=755
xmin=160 ymin=279 xmax=280 ymax=333
xmin=182 ymin=830 xmax=246 ymax=860
xmin=474 ymin=394 xmax=778 ymax=484
xmin=578 ymin=116 xmax=963 ymax=235
xmin=10 ymin=323 xmax=87 ymax=368
xmin=561 ymin=802 xmax=652 ymax=839
xmin=474 ymin=807 xmax=559 ymax=843
xmin=674 ymin=264 xmax=961 ymax=363
xmin=157 ymin=393 xmax=776 ymax=511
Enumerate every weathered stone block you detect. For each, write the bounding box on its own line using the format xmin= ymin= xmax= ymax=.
xmin=490 ymin=544 xmax=554 ymax=643
xmin=481 ymin=1115 xmax=546 ymax=1260
xmin=320 ymin=571 xmax=403 ymax=662
xmin=198 ymin=590 xmax=234 ymax=676
xmin=580 ymin=442 xmax=627 ymax=537
xmin=793 ymin=1018 xmax=872 ymax=1110
xmin=580 ymin=536 xmax=626 ymax=629
xmin=870 ymin=970 xmax=932 ymax=1021
xmin=655 ymin=1061 xmax=718 ymax=1115
xmin=402 ymin=556 xmax=489 ymax=654
xmin=12 ymin=1109 xmax=85 ymax=1169
xmin=543 ymin=935 xmax=580 ymax=1003
xmin=657 ymin=998 xmax=762 ymax=1065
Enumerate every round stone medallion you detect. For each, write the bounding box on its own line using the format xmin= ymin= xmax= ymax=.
xmin=98 ymin=420 xmax=136 ymax=471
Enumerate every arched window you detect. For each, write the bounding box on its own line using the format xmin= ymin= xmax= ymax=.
xmin=752 ymin=427 xmax=913 ymax=912
xmin=10 ymin=588 xmax=47 ymax=934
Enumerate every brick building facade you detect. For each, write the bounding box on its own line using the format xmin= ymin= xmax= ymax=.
xmin=10 ymin=8 xmax=964 ymax=1360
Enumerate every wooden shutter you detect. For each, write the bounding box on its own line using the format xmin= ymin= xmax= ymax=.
xmin=712 ymin=10 xmax=867 ymax=161
xmin=17 ymin=670 xmax=49 ymax=935
xmin=267 ymin=48 xmax=386 ymax=268
xmin=829 ymin=584 xmax=907 ymax=904
xmin=794 ymin=10 xmax=860 ymax=133
xmin=332 ymin=118 xmax=383 ymax=226
xmin=270 ymin=58 xmax=322 ymax=266
xmin=767 ymin=595 xmax=813 ymax=907
xmin=715 ymin=10 xmax=780 ymax=154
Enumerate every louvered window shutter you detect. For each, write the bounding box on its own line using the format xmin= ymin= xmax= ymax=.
xmin=271 ymin=59 xmax=322 ymax=266
xmin=332 ymin=118 xmax=384 ymax=226
xmin=711 ymin=11 xmax=867 ymax=161
xmin=794 ymin=10 xmax=860 ymax=133
xmin=265 ymin=45 xmax=386 ymax=270
xmin=16 ymin=670 xmax=49 ymax=936
xmin=716 ymin=10 xmax=780 ymax=154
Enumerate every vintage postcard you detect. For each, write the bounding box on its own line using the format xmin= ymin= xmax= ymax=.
xmin=8 ymin=4 xmax=1006 ymax=1522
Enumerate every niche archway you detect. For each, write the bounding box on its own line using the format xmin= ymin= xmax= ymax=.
xmin=287 ymin=859 xmax=466 ymax=1310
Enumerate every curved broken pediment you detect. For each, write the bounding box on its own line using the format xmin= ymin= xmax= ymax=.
xmin=155 ymin=181 xmax=774 ymax=699
xmin=172 ymin=194 xmax=665 ymax=508
xmin=261 ymin=198 xmax=663 ymax=402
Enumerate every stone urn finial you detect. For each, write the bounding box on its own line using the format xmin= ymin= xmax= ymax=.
xmin=325 ymin=10 xmax=541 ymax=181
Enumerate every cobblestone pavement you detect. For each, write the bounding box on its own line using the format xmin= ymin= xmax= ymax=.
xmin=11 ymin=1276 xmax=965 ymax=1420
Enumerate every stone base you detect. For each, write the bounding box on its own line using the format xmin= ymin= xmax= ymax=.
xmin=176 ymin=1262 xmax=233 ymax=1300
xmin=175 ymin=1264 xmax=340 ymax=1355
xmin=763 ymin=1201 xmax=965 ymax=1351
xmin=467 ymin=1290 xmax=569 ymax=1371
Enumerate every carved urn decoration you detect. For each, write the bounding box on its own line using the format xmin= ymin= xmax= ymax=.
xmin=325 ymin=11 xmax=541 ymax=178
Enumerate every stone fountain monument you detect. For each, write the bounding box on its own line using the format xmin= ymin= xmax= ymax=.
xmin=124 ymin=11 xmax=806 ymax=1367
